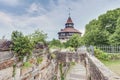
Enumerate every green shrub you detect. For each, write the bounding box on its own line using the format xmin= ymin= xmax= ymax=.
xmin=23 ymin=62 xmax=32 ymax=68
xmin=70 ymin=62 xmax=76 ymax=66
xmin=11 ymin=31 xmax=33 ymax=60
xmin=94 ymin=48 xmax=109 ymax=61
xmin=48 ymin=39 xmax=63 ymax=48
xmin=67 ymin=47 xmax=75 ymax=52
xmin=51 ymin=53 xmax=56 ymax=59
xmin=94 ymin=48 xmax=120 ymax=61
xmin=37 ymin=57 xmax=43 ymax=64
xmin=108 ymin=54 xmax=120 ymax=60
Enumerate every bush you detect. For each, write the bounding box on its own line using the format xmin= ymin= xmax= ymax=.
xmin=94 ymin=48 xmax=120 ymax=61
xmin=11 ymin=31 xmax=33 ymax=61
xmin=108 ymin=54 xmax=120 ymax=60
xmin=65 ymin=34 xmax=82 ymax=49
xmin=37 ymin=57 xmax=43 ymax=64
xmin=23 ymin=62 xmax=32 ymax=68
xmin=94 ymin=48 xmax=109 ymax=61
xmin=51 ymin=53 xmax=56 ymax=59
xmin=48 ymin=39 xmax=63 ymax=48
xmin=67 ymin=47 xmax=75 ymax=52
xmin=70 ymin=62 xmax=76 ymax=66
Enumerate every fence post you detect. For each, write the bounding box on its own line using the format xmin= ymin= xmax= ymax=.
xmin=90 ymin=45 xmax=94 ymax=56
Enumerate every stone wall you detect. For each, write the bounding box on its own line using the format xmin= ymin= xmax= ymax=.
xmin=1 ymin=50 xmax=120 ymax=80
xmin=59 ymin=49 xmax=120 ymax=80
xmin=0 ymin=54 xmax=59 ymax=80
xmin=56 ymin=51 xmax=120 ymax=80
xmin=86 ymin=53 xmax=120 ymax=80
xmin=56 ymin=52 xmax=81 ymax=63
xmin=0 ymin=51 xmax=14 ymax=62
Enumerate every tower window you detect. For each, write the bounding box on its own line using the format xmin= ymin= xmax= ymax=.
xmin=68 ymin=24 xmax=73 ymax=26
xmin=69 ymin=33 xmax=73 ymax=36
xmin=60 ymin=33 xmax=65 ymax=36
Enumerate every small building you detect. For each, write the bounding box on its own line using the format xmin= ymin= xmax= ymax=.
xmin=58 ymin=16 xmax=82 ymax=42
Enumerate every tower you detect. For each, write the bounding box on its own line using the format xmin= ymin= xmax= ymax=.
xmin=58 ymin=15 xmax=82 ymax=42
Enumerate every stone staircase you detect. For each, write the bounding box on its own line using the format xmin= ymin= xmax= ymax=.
xmin=66 ymin=64 xmax=86 ymax=80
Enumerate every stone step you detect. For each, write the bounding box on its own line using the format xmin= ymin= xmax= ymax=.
xmin=66 ymin=64 xmax=86 ymax=80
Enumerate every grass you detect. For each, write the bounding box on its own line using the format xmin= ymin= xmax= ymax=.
xmin=101 ymin=60 xmax=120 ymax=76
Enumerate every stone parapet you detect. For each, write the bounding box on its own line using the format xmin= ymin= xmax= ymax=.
xmin=0 ymin=58 xmax=14 ymax=70
xmin=0 ymin=55 xmax=58 ymax=80
xmin=86 ymin=53 xmax=120 ymax=80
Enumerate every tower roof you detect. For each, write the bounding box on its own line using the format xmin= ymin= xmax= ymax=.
xmin=58 ymin=28 xmax=82 ymax=34
xmin=58 ymin=15 xmax=82 ymax=34
xmin=66 ymin=17 xmax=73 ymax=23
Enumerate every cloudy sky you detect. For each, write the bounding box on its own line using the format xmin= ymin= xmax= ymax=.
xmin=0 ymin=0 xmax=120 ymax=40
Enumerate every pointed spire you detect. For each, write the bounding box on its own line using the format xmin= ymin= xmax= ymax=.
xmin=66 ymin=17 xmax=73 ymax=23
xmin=68 ymin=8 xmax=71 ymax=17
xmin=65 ymin=17 xmax=74 ymax=28
xmin=66 ymin=8 xmax=73 ymax=23
xmin=65 ymin=8 xmax=74 ymax=28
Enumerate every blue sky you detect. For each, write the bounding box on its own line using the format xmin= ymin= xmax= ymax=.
xmin=0 ymin=0 xmax=120 ymax=40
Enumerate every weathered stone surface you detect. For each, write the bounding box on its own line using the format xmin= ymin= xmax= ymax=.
xmin=57 ymin=51 xmax=120 ymax=80
xmin=29 ymin=58 xmax=37 ymax=64
xmin=66 ymin=64 xmax=86 ymax=80
xmin=86 ymin=52 xmax=120 ymax=80
xmin=21 ymin=67 xmax=33 ymax=76
xmin=1 ymin=50 xmax=119 ymax=80
xmin=0 ymin=51 xmax=14 ymax=62
xmin=14 ymin=68 xmax=21 ymax=80
xmin=0 ymin=67 xmax=13 ymax=80
xmin=0 ymin=59 xmax=14 ymax=70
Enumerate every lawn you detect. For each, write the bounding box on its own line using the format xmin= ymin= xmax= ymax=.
xmin=101 ymin=60 xmax=120 ymax=76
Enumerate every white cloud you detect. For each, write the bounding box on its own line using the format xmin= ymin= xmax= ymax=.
xmin=0 ymin=11 xmax=56 ymax=40
xmin=27 ymin=3 xmax=47 ymax=16
xmin=0 ymin=12 xmax=15 ymax=39
xmin=0 ymin=12 xmax=13 ymax=24
xmin=0 ymin=0 xmax=20 ymax=6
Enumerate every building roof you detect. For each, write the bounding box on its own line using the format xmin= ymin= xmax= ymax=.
xmin=66 ymin=17 xmax=73 ymax=23
xmin=58 ymin=16 xmax=82 ymax=34
xmin=58 ymin=28 xmax=81 ymax=34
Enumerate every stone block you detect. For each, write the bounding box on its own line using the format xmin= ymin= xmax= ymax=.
xmin=14 ymin=68 xmax=21 ymax=80
xmin=0 ymin=59 xmax=14 ymax=70
xmin=21 ymin=67 xmax=33 ymax=76
xmin=0 ymin=67 xmax=13 ymax=80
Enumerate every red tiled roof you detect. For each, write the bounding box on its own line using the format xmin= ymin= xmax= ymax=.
xmin=59 ymin=28 xmax=81 ymax=34
xmin=66 ymin=17 xmax=73 ymax=23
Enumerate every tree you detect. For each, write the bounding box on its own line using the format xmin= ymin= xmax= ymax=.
xmin=83 ymin=19 xmax=109 ymax=45
xmin=11 ymin=31 xmax=33 ymax=61
xmin=83 ymin=29 xmax=109 ymax=45
xmin=11 ymin=31 xmax=23 ymax=41
xmin=98 ymin=8 xmax=120 ymax=34
xmin=29 ymin=30 xmax=47 ymax=47
xmin=83 ymin=8 xmax=120 ymax=45
xmin=49 ymin=39 xmax=62 ymax=48
xmin=109 ymin=21 xmax=120 ymax=45
xmin=65 ymin=34 xmax=82 ymax=49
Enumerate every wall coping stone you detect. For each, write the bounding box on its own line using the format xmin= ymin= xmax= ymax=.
xmin=86 ymin=52 xmax=120 ymax=80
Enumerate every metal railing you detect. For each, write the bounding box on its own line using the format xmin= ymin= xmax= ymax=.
xmin=96 ymin=45 xmax=120 ymax=53
xmin=78 ymin=46 xmax=94 ymax=55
